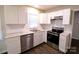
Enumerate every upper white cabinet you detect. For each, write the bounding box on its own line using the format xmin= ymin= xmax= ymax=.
xmin=40 ymin=13 xmax=50 ymax=24
xmin=48 ymin=10 xmax=63 ymax=20
xmin=48 ymin=9 xmax=71 ymax=25
xmin=18 ymin=6 xmax=27 ymax=24
xmin=4 ymin=6 xmax=26 ymax=24
xmin=62 ymin=9 xmax=71 ymax=24
xmin=48 ymin=12 xmax=54 ymax=20
xmin=4 ymin=6 xmax=18 ymax=24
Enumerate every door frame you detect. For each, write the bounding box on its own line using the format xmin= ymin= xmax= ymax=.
xmin=72 ymin=9 xmax=79 ymax=39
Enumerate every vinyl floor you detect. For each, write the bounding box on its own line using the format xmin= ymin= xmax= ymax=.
xmin=22 ymin=43 xmax=62 ymax=54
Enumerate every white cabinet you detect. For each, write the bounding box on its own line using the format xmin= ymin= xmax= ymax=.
xmin=18 ymin=6 xmax=27 ymax=24
xmin=4 ymin=6 xmax=18 ymax=24
xmin=40 ymin=13 xmax=50 ymax=24
xmin=63 ymin=9 xmax=71 ymax=24
xmin=42 ymin=31 xmax=47 ymax=43
xmin=54 ymin=10 xmax=63 ymax=16
xmin=4 ymin=6 xmax=26 ymax=24
xmin=48 ymin=10 xmax=63 ymax=20
xmin=48 ymin=9 xmax=71 ymax=25
xmin=5 ymin=36 xmax=21 ymax=54
xmin=59 ymin=32 xmax=71 ymax=53
xmin=33 ymin=31 xmax=46 ymax=47
xmin=48 ymin=12 xmax=54 ymax=20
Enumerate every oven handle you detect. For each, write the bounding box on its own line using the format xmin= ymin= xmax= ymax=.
xmin=48 ymin=33 xmax=59 ymax=36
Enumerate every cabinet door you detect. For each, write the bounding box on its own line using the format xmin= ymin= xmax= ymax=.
xmin=54 ymin=10 xmax=63 ymax=16
xmin=42 ymin=31 xmax=47 ymax=42
xmin=48 ymin=12 xmax=54 ymax=20
xmin=39 ymin=13 xmax=44 ymax=24
xmin=34 ymin=31 xmax=44 ymax=47
xmin=34 ymin=32 xmax=40 ymax=46
xmin=4 ymin=6 xmax=18 ymax=24
xmin=63 ymin=9 xmax=71 ymax=24
xmin=5 ymin=36 xmax=21 ymax=54
xmin=59 ymin=35 xmax=67 ymax=53
xmin=18 ymin=7 xmax=26 ymax=24
xmin=38 ymin=32 xmax=44 ymax=44
xmin=48 ymin=10 xmax=63 ymax=20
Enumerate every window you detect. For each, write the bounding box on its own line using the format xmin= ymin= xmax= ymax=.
xmin=27 ymin=7 xmax=39 ymax=29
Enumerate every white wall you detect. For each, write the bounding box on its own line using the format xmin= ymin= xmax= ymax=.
xmin=0 ymin=17 xmax=1 ymax=31
xmin=0 ymin=6 xmax=4 ymax=40
xmin=0 ymin=6 xmax=7 ymax=53
xmin=0 ymin=14 xmax=2 ymax=40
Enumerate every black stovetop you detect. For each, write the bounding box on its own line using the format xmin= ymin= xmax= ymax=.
xmin=47 ymin=27 xmax=64 ymax=36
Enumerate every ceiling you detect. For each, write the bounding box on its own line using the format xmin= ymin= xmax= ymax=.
xmin=31 ymin=5 xmax=60 ymax=11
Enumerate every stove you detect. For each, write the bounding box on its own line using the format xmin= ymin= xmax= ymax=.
xmin=47 ymin=27 xmax=64 ymax=46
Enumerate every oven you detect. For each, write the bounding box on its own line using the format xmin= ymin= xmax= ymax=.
xmin=47 ymin=31 xmax=59 ymax=45
xmin=47 ymin=27 xmax=64 ymax=46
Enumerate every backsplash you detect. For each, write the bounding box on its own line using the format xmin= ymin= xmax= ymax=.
xmin=5 ymin=24 xmax=44 ymax=34
xmin=41 ymin=20 xmax=72 ymax=33
xmin=51 ymin=20 xmax=64 ymax=27
xmin=5 ymin=24 xmax=25 ymax=34
xmin=40 ymin=24 xmax=52 ymax=30
xmin=41 ymin=20 xmax=64 ymax=30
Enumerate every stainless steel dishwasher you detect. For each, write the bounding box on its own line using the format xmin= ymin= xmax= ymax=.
xmin=20 ymin=33 xmax=33 ymax=52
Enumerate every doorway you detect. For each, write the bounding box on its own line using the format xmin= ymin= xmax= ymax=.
xmin=70 ymin=11 xmax=79 ymax=54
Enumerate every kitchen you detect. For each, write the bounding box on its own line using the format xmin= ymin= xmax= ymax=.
xmin=0 ymin=5 xmax=78 ymax=54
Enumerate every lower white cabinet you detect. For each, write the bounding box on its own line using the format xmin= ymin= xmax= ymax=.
xmin=33 ymin=31 xmax=47 ymax=47
xmin=59 ymin=32 xmax=71 ymax=53
xmin=5 ymin=36 xmax=21 ymax=54
xmin=5 ymin=31 xmax=47 ymax=53
xmin=42 ymin=31 xmax=47 ymax=43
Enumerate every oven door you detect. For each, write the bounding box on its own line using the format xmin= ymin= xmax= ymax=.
xmin=47 ymin=33 xmax=59 ymax=45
